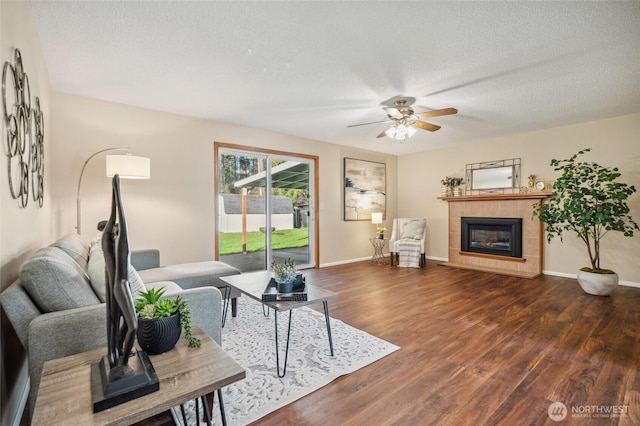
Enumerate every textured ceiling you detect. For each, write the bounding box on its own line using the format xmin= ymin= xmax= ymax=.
xmin=30 ymin=1 xmax=640 ymax=155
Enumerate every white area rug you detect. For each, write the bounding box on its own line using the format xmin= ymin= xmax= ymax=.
xmin=175 ymin=297 xmax=400 ymax=425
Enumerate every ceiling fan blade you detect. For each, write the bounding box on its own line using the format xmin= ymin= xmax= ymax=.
xmin=383 ymin=107 xmax=404 ymax=119
xmin=347 ymin=119 xmax=392 ymax=128
xmin=414 ymin=120 xmax=441 ymax=132
xmin=376 ymin=129 xmax=388 ymax=138
xmin=417 ymin=107 xmax=458 ymax=118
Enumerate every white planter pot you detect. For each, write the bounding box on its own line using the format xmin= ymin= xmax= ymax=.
xmin=576 ymin=270 xmax=619 ymax=296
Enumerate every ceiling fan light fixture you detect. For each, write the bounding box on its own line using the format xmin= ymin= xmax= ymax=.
xmin=384 ymin=122 xmax=417 ymax=141
xmin=395 ymin=123 xmax=408 ymax=139
xmin=384 ymin=125 xmax=397 ymax=139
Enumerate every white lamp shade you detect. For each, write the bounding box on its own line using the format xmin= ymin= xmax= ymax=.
xmin=106 ymin=154 xmax=150 ymax=179
xmin=371 ymin=212 xmax=383 ymax=224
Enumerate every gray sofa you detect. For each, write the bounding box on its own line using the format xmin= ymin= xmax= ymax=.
xmin=0 ymin=233 xmax=240 ymax=418
xmin=131 ymin=249 xmax=242 ymax=317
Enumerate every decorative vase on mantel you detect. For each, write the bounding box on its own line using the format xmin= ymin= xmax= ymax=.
xmin=441 ymin=185 xmax=450 ymax=197
xmin=453 ymin=187 xmax=462 ymax=197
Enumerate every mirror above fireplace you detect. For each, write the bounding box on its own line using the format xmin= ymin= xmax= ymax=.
xmin=466 ymin=158 xmax=521 ymax=195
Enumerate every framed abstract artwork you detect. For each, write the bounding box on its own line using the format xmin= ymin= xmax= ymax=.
xmin=343 ymin=158 xmax=386 ymax=221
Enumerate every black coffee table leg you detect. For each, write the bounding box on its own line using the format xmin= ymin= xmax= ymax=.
xmin=220 ymin=285 xmax=231 ymax=327
xmin=323 ymin=301 xmax=334 ymax=356
xmin=274 ymin=310 xmax=293 ymax=377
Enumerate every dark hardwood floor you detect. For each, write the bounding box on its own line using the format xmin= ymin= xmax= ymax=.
xmin=25 ymin=260 xmax=638 ymax=425
xmin=254 ymin=260 xmax=639 ymax=425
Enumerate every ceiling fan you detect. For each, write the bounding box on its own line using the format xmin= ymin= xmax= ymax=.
xmin=348 ymin=100 xmax=457 ymax=141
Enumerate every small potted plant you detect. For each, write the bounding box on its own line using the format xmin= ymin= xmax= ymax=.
xmin=376 ymin=226 xmax=387 ymax=239
xmin=449 ymin=177 xmax=464 ymax=196
xmin=440 ymin=177 xmax=452 ymax=196
xmin=271 ymin=258 xmax=299 ymax=293
xmin=533 ymin=148 xmax=638 ymax=296
xmin=441 ymin=176 xmax=464 ymax=196
xmin=135 ymin=287 xmax=201 ymax=354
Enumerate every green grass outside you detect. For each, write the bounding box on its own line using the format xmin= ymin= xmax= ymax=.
xmin=219 ymin=228 xmax=309 ymax=255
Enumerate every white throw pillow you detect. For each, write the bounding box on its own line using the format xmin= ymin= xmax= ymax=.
xmin=88 ymin=240 xmax=145 ymax=302
xmin=87 ymin=242 xmax=107 ymax=302
xmin=401 ymin=220 xmax=425 ymax=240
xmin=129 ymin=266 xmax=145 ymax=298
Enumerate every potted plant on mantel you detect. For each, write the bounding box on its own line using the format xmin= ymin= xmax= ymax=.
xmin=533 ymin=148 xmax=638 ymax=296
xmin=135 ymin=287 xmax=201 ymax=355
xmin=441 ymin=176 xmax=464 ymax=196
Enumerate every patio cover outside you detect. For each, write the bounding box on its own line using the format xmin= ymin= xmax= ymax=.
xmin=233 ymin=161 xmax=309 ymax=190
xmin=223 ymin=161 xmax=310 ymax=271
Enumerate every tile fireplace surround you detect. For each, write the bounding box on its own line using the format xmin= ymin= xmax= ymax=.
xmin=439 ymin=193 xmax=553 ymax=279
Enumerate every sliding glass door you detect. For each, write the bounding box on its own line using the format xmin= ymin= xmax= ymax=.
xmin=215 ymin=144 xmax=316 ymax=272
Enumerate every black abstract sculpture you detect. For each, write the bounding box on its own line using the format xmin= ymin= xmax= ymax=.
xmin=91 ymin=175 xmax=158 ymax=412
xmin=102 ymin=174 xmax=138 ymax=371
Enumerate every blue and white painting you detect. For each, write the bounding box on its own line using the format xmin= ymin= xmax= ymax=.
xmin=344 ymin=158 xmax=386 ymax=221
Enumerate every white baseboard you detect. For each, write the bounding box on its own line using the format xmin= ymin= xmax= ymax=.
xmin=320 ymin=256 xmax=371 ymax=267
xmin=543 ymin=270 xmax=640 ymax=288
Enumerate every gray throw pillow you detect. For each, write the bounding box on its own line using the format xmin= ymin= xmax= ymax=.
xmin=50 ymin=233 xmax=90 ymax=270
xmin=20 ymin=247 xmax=100 ymax=313
xmin=401 ymin=220 xmax=425 ymax=240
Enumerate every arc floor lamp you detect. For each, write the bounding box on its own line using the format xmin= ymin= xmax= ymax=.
xmin=76 ymin=148 xmax=150 ymax=234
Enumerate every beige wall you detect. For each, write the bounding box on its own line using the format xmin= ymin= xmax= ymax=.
xmin=51 ymin=93 xmax=398 ymax=266
xmin=1 ymin=1 xmax=53 ymax=424
xmin=398 ymin=113 xmax=640 ymax=285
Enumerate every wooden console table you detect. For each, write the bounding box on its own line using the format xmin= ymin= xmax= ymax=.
xmin=32 ymin=327 xmax=245 ymax=425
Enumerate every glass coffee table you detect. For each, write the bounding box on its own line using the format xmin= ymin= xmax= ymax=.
xmin=220 ymin=270 xmax=338 ymax=377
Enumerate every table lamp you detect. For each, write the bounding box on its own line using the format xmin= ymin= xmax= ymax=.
xmin=371 ymin=212 xmax=383 ymax=236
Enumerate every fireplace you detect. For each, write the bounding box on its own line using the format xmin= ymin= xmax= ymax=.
xmin=461 ymin=217 xmax=522 ymax=258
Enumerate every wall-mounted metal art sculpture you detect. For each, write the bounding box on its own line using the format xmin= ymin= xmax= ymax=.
xmin=2 ymin=48 xmax=45 ymax=208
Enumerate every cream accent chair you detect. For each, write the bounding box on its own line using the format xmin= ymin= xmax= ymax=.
xmin=388 ymin=217 xmax=427 ymax=267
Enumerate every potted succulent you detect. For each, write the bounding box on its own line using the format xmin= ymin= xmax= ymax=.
xmin=533 ymin=148 xmax=638 ymax=296
xmin=271 ymin=258 xmax=300 ymax=293
xmin=135 ymin=287 xmax=201 ymax=354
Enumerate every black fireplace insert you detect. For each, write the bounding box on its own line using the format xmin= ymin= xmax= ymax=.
xmin=461 ymin=217 xmax=522 ymax=258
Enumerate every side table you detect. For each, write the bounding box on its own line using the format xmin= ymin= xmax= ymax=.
xmin=369 ymin=237 xmax=388 ymax=265
xmin=32 ymin=327 xmax=245 ymax=425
